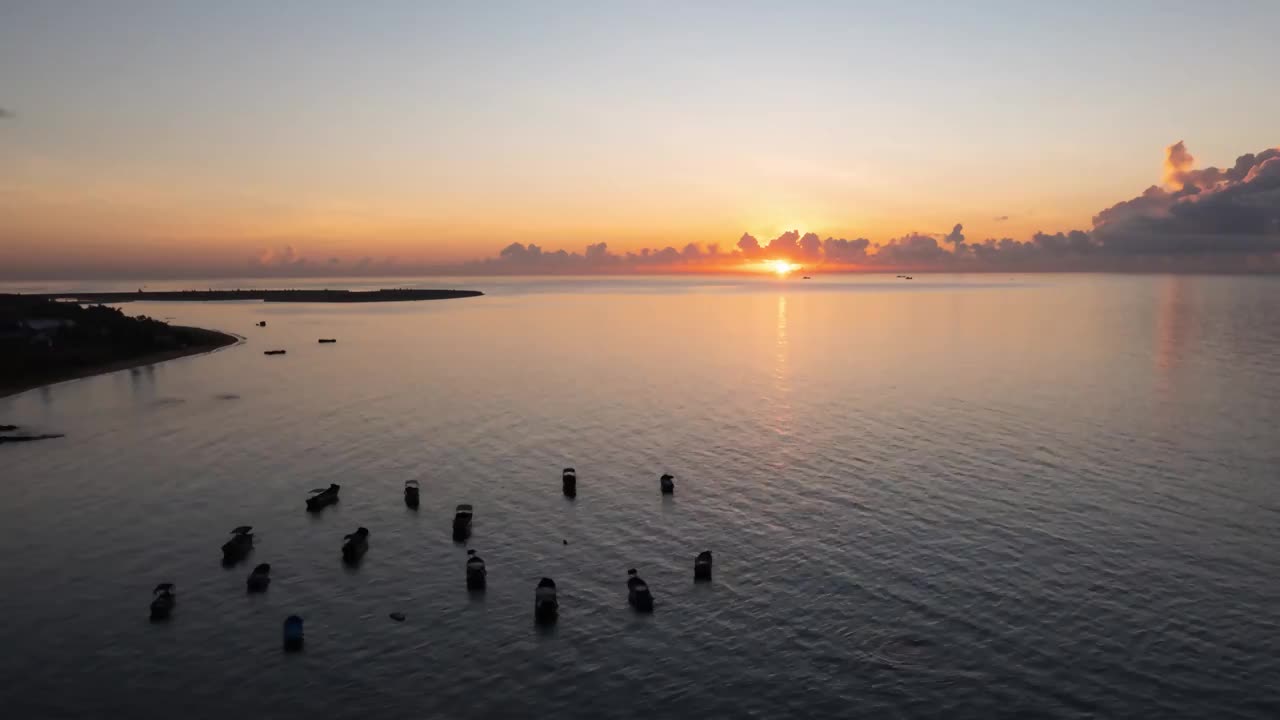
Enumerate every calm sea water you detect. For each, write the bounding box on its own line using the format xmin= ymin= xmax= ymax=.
xmin=1 ymin=274 xmax=1278 ymax=719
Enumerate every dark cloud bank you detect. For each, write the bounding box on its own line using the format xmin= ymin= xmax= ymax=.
xmin=451 ymin=142 xmax=1280 ymax=274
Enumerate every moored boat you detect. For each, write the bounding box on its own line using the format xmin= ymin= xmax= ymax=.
xmin=341 ymin=527 xmax=369 ymax=563
xmin=283 ymin=615 xmax=304 ymax=650
xmin=306 ymin=484 xmax=340 ymax=512
xmin=404 ymin=480 xmax=420 ymax=509
xmin=246 ymin=563 xmax=271 ymax=592
xmin=562 ymin=467 xmax=577 ymax=498
xmin=221 ymin=526 xmax=254 ymax=564
xmin=694 ymin=551 xmax=713 ymax=581
xmin=660 ymin=473 xmax=675 ymax=494
xmin=150 ymin=583 xmax=176 ymax=620
xmin=627 ymin=569 xmax=654 ymax=612
xmin=452 ymin=504 xmax=473 ymax=541
xmin=534 ymin=577 xmax=558 ymax=623
xmin=466 ymin=549 xmax=487 ymax=590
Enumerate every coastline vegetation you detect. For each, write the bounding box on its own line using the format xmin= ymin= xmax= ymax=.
xmin=0 ymin=294 xmax=238 ymax=398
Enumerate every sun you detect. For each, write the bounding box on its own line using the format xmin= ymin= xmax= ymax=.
xmin=768 ymin=259 xmax=799 ymax=276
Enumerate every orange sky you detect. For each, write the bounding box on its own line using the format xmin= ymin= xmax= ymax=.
xmin=1 ymin=135 xmax=1095 ymax=266
xmin=0 ymin=136 xmax=1159 ymax=277
xmin=3 ymin=3 xmax=1279 ymax=278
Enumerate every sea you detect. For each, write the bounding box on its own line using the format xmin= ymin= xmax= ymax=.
xmin=1 ymin=274 xmax=1277 ymax=719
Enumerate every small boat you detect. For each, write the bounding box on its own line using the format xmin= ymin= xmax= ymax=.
xmin=627 ymin=569 xmax=654 ymax=612
xmin=660 ymin=473 xmax=675 ymax=495
xmin=466 ymin=549 xmax=487 ymax=590
xmin=318 ymin=338 xmax=337 ymax=344
xmin=452 ymin=504 xmax=473 ymax=541
xmin=341 ymin=527 xmax=369 ymax=563
xmin=306 ymin=484 xmax=340 ymax=512
xmin=562 ymin=467 xmax=577 ymax=498
xmin=534 ymin=577 xmax=558 ymax=623
xmin=802 ymin=276 xmax=812 ymax=280
xmin=246 ymin=563 xmax=271 ymax=592
xmin=263 ymin=349 xmax=286 ymax=356
xmin=150 ymin=583 xmax=176 ymax=620
xmin=221 ymin=526 xmax=254 ymax=564
xmin=283 ymin=615 xmax=304 ymax=651
xmin=904 ymin=276 xmax=913 ymax=280
xmin=404 ymin=480 xmax=420 ymax=509
xmin=257 ymin=321 xmax=267 ymax=327
xmin=694 ymin=551 xmax=713 ymax=581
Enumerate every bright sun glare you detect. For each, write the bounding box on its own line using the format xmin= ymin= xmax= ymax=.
xmin=769 ymin=259 xmax=799 ymax=276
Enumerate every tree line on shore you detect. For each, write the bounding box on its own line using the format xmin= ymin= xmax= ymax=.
xmin=0 ymin=295 xmax=227 ymax=391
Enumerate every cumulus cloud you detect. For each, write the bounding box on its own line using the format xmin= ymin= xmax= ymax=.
xmin=256 ymin=245 xmax=306 ymax=268
xmin=766 ymin=230 xmax=800 ymax=259
xmin=799 ymin=232 xmax=822 ymax=260
xmin=456 ymin=141 xmax=1278 ymax=273
xmin=1163 ymin=140 xmax=1196 ymax=190
xmin=822 ymin=236 xmax=872 ymax=262
xmin=1092 ymin=145 xmax=1280 ymax=257
xmin=459 ymin=241 xmax=702 ymax=274
xmin=872 ymin=232 xmax=950 ymax=265
xmin=237 ymin=141 xmax=1278 ymax=276
xmin=952 ymin=139 xmax=1280 ymax=269
xmin=943 ymin=223 xmax=966 ymax=249
xmin=457 ymin=232 xmax=893 ymax=274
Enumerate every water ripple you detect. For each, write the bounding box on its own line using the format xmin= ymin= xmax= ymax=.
xmin=1 ymin=275 xmax=1278 ymax=718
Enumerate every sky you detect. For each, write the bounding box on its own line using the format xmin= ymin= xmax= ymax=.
xmin=2 ymin=0 xmax=1279 ymax=278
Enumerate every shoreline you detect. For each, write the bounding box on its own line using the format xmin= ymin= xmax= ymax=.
xmin=0 ymin=326 xmax=241 ymax=400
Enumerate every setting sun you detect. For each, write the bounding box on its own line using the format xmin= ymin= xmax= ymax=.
xmin=768 ymin=260 xmax=800 ymax=276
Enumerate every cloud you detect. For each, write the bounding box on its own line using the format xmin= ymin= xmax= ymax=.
xmin=459 ymin=139 xmax=1279 ymax=274
xmin=1091 ymin=145 xmax=1280 ymax=257
xmin=943 ymin=223 xmax=965 ymax=247
xmin=765 ymin=230 xmax=801 ymax=259
xmin=256 ymin=245 xmax=307 ymax=268
xmin=1163 ymin=140 xmax=1196 ymax=190
xmin=460 ymin=241 xmax=696 ymax=274
xmin=822 ymin=236 xmax=872 ymax=262
xmin=799 ymin=232 xmax=822 ymax=260
xmin=735 ymin=230 xmax=816 ymax=261
xmin=950 ymin=138 xmax=1280 ymax=269
xmin=871 ymin=232 xmax=950 ymax=266
xmin=455 ymin=228 xmax=885 ymax=274
xmin=456 ymin=232 xmax=885 ymax=274
xmin=231 ymin=141 xmax=1280 ymax=277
